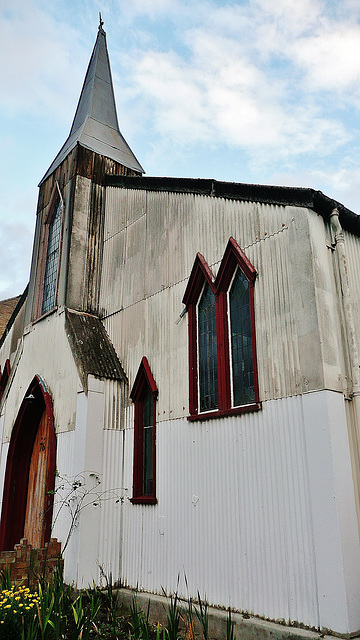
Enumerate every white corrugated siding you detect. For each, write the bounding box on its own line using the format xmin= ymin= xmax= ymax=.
xmin=51 ymin=430 xmax=77 ymax=583
xmin=104 ymin=379 xmax=123 ymax=430
xmin=101 ymin=190 xmax=320 ymax=407
xmin=341 ymin=230 xmax=360 ymax=536
xmin=344 ymin=230 xmax=360 ymax=354
xmin=98 ymin=429 xmax=128 ymax=577
xmin=96 ymin=187 xmax=353 ymax=627
xmin=118 ymin=395 xmax=318 ymax=626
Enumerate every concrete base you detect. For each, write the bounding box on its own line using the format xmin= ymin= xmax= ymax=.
xmin=115 ymin=588 xmax=356 ymax=640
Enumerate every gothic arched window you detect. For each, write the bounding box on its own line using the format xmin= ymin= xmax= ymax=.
xmin=130 ymin=357 xmax=158 ymax=504
xmin=198 ymin=282 xmax=218 ymax=412
xmin=41 ymin=192 xmax=63 ymax=315
xmin=183 ymin=237 xmax=260 ymax=420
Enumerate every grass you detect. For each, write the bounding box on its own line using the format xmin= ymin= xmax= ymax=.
xmin=0 ymin=567 xmax=237 ymax=639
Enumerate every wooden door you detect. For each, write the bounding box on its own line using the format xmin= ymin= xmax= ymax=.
xmin=23 ymin=410 xmax=50 ymax=548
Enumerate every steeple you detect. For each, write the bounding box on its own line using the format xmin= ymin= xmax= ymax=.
xmin=39 ymin=23 xmax=144 ymax=184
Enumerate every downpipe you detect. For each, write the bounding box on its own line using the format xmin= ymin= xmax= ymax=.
xmin=329 ymin=208 xmax=360 ymax=398
xmin=330 ymin=208 xmax=360 ymax=531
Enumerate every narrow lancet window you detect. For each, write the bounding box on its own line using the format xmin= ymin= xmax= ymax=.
xmin=42 ymin=195 xmax=62 ymax=315
xmin=142 ymin=387 xmax=154 ymax=496
xmin=198 ymin=283 xmax=218 ymax=411
xmin=131 ymin=357 xmax=157 ymax=504
xmin=229 ymin=269 xmax=254 ymax=405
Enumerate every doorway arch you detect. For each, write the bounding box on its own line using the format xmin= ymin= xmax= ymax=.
xmin=0 ymin=376 xmax=56 ymax=551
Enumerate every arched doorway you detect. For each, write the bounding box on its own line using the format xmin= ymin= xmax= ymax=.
xmin=0 ymin=376 xmax=56 ymax=551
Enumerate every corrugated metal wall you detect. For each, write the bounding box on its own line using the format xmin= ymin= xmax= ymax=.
xmin=94 ymin=187 xmax=358 ymax=627
xmin=344 ymin=230 xmax=360 ymax=353
xmin=98 ymin=429 xmax=127 ymax=578
xmin=118 ymin=396 xmax=318 ymax=626
xmin=101 ymin=189 xmax=325 ymax=406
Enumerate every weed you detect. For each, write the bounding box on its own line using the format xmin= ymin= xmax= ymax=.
xmin=181 ymin=599 xmax=195 ymax=640
xmin=100 ymin=569 xmax=120 ymax=634
xmin=36 ymin=582 xmax=55 ymax=639
xmin=226 ymin=607 xmax=236 ymax=640
xmin=0 ymin=566 xmax=12 ymax=591
xmin=130 ymin=595 xmax=151 ymax=640
xmin=165 ymin=590 xmax=181 ymax=640
xmin=195 ymin=592 xmax=209 ymax=640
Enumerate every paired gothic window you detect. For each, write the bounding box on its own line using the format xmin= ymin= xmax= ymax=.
xmin=36 ymin=185 xmax=64 ymax=318
xmin=130 ymin=357 xmax=157 ymax=504
xmin=183 ymin=237 xmax=260 ymax=420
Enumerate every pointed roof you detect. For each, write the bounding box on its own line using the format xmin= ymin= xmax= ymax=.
xmin=39 ymin=25 xmax=144 ymax=184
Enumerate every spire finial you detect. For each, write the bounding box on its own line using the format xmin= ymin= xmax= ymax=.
xmin=98 ymin=12 xmax=104 ymax=30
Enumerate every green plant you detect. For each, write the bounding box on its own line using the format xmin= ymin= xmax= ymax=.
xmin=130 ymin=595 xmax=151 ymax=640
xmin=21 ymin=613 xmax=39 ymax=640
xmin=48 ymin=564 xmax=72 ymax=640
xmin=36 ymin=582 xmax=55 ymax=639
xmin=0 ymin=567 xmax=12 ymax=591
xmin=83 ymin=583 xmax=102 ymax=638
xmin=71 ymin=591 xmax=101 ymax=640
xmin=156 ymin=622 xmax=168 ymax=640
xmin=164 ymin=590 xmax=181 ymax=640
xmin=100 ymin=570 xmax=120 ymax=635
xmin=0 ymin=584 xmax=39 ymax=640
xmin=71 ymin=593 xmax=86 ymax=639
xmin=195 ymin=592 xmax=209 ymax=640
xmin=226 ymin=607 xmax=236 ymax=640
xmin=181 ymin=598 xmax=195 ymax=640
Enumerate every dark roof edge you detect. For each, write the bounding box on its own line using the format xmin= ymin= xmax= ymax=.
xmin=0 ymin=285 xmax=28 ymax=350
xmin=105 ymin=175 xmax=360 ymax=235
xmin=65 ymin=308 xmax=127 ymax=393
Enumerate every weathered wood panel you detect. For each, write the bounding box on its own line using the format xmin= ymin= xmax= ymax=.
xmin=24 ymin=410 xmax=50 ymax=547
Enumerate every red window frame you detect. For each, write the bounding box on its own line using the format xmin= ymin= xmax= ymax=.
xmin=130 ymin=357 xmax=158 ymax=504
xmin=183 ymin=237 xmax=260 ymax=421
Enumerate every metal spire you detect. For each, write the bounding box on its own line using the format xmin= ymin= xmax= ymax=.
xmin=39 ymin=23 xmax=144 ymax=184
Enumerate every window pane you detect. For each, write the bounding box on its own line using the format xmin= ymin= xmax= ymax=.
xmin=142 ymin=388 xmax=153 ymax=496
xmin=42 ymin=196 xmax=62 ymax=314
xmin=230 ymin=270 xmax=255 ymax=405
xmin=198 ymin=283 xmax=218 ymax=411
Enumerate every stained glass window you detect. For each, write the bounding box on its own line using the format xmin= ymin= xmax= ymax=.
xmin=229 ymin=269 xmax=254 ymax=405
xmin=142 ymin=387 xmax=154 ymax=496
xmin=198 ymin=283 xmax=218 ymax=411
xmin=184 ymin=238 xmax=258 ymax=420
xmin=42 ymin=195 xmax=62 ymax=315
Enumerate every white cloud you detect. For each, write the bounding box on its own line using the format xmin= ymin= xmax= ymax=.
xmin=0 ymin=0 xmax=86 ymax=122
xmin=1 ymin=0 xmax=360 ymax=300
xmin=311 ymin=164 xmax=360 ymax=212
xmin=290 ymin=25 xmax=360 ymax=92
xmin=127 ymin=23 xmax=349 ymax=170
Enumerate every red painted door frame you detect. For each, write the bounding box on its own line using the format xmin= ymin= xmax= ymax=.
xmin=0 ymin=376 xmax=56 ymax=551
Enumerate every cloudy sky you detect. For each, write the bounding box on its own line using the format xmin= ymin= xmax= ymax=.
xmin=1 ymin=0 xmax=360 ymax=299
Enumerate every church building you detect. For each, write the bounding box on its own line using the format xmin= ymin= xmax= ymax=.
xmin=0 ymin=23 xmax=360 ymax=638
